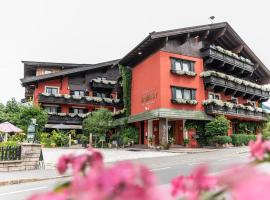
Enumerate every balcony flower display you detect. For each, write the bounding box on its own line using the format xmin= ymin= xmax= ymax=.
xmin=85 ymin=96 xmax=103 ymax=102
xmin=255 ymin=107 xmax=263 ymax=113
xmin=171 ymin=70 xmax=196 ymax=77
xmin=223 ymin=101 xmax=234 ymax=109
xmin=174 ymin=99 xmax=198 ymax=105
xmin=68 ymin=113 xmax=77 ymax=117
xmin=103 ymin=98 xmax=113 ymax=103
xmin=200 ymin=71 xmax=270 ymax=91
xmin=58 ymin=113 xmax=67 ymax=116
xmin=64 ymin=94 xmax=71 ymax=99
xmin=91 ymin=78 xmax=117 ymax=85
xmin=112 ymin=108 xmax=127 ymax=116
xmin=78 ymin=113 xmax=88 ymax=118
xmin=72 ymin=95 xmax=82 ymax=100
xmin=54 ymin=94 xmax=63 ymax=98
xmin=114 ymin=99 xmax=120 ymax=103
xmin=41 ymin=92 xmax=51 ymax=96
xmin=212 ymin=45 xmax=254 ymax=65
xmin=202 ymin=99 xmax=224 ymax=107
xmin=246 ymin=106 xmax=255 ymax=111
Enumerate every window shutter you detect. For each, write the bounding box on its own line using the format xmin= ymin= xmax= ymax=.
xmin=191 ymin=90 xmax=196 ymax=100
xmin=69 ymin=107 xmax=73 ymax=113
xmin=190 ymin=62 xmax=195 ymax=72
xmin=84 ymin=108 xmax=88 ymax=114
xmin=171 ymin=58 xmax=175 ymax=70
xmin=70 ymin=90 xmax=74 ymax=95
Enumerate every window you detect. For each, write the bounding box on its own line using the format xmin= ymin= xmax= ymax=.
xmin=94 ymin=92 xmax=109 ymax=98
xmin=208 ymin=92 xmax=220 ymax=100
xmin=45 ymin=87 xmax=59 ymax=95
xmin=172 ymin=87 xmax=196 ymax=100
xmin=44 ymin=106 xmax=58 ymax=113
xmin=72 ymin=90 xmax=85 ymax=96
xmin=70 ymin=107 xmax=87 ymax=114
xmin=171 ymin=58 xmax=195 ymax=72
xmin=231 ymin=97 xmax=238 ymax=104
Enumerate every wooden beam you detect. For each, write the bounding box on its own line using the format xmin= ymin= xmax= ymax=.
xmin=231 ymin=45 xmax=244 ymax=54
xmin=209 ymin=27 xmax=227 ymax=42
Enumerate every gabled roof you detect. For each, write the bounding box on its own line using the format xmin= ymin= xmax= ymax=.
xmin=118 ymin=22 xmax=270 ymax=84
xmin=22 ymin=61 xmax=93 ymax=68
xmin=21 ymin=59 xmax=120 ymax=86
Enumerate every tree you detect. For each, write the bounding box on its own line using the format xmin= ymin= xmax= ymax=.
xmin=83 ymin=109 xmax=113 ymax=136
xmin=205 ymin=115 xmax=230 ymax=136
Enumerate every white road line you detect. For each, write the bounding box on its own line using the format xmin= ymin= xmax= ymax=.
xmin=151 ymin=167 xmax=171 ymax=171
xmin=0 ymin=186 xmax=48 ymax=196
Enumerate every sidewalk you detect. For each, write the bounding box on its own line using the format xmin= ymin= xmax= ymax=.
xmin=0 ymin=169 xmax=69 ymax=186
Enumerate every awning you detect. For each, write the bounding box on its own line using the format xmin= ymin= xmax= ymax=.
xmin=113 ymin=108 xmax=212 ymax=126
xmin=45 ymin=124 xmax=82 ymax=130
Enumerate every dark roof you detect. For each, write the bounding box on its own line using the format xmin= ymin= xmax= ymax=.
xmin=21 ymin=59 xmax=120 ymax=86
xmin=22 ymin=61 xmax=93 ymax=68
xmin=117 ymin=22 xmax=270 ymax=84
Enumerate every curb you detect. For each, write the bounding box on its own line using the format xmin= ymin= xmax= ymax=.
xmin=0 ymin=175 xmax=71 ymax=187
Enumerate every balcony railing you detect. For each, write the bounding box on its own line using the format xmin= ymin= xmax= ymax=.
xmin=47 ymin=113 xmax=87 ymax=125
xmin=39 ymin=94 xmax=122 ymax=107
xmin=203 ymin=101 xmax=268 ymax=121
xmin=201 ymin=45 xmax=254 ymax=76
xmin=201 ymin=71 xmax=270 ymax=101
xmin=90 ymin=79 xmax=117 ymax=89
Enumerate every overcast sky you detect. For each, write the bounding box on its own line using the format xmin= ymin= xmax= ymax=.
xmin=0 ymin=0 xmax=269 ymax=104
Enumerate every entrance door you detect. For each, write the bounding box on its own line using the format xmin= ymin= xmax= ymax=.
xmin=140 ymin=121 xmax=144 ymax=144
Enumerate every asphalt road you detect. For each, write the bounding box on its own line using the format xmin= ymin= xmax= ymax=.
xmin=0 ymin=150 xmax=249 ymax=200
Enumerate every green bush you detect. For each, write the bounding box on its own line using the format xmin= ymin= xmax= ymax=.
xmin=205 ymin=116 xmax=230 ymax=136
xmin=231 ymin=134 xmax=257 ymax=146
xmin=118 ymin=126 xmax=139 ymax=145
xmin=0 ymin=141 xmax=19 ymax=147
xmin=211 ymin=136 xmax=232 ymax=145
xmin=40 ymin=131 xmax=69 ymax=147
xmin=8 ymin=133 xmax=26 ymax=142
xmin=263 ymin=132 xmax=270 ymax=140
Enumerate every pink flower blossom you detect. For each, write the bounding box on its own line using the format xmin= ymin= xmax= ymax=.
xmin=28 ymin=192 xmax=66 ymax=200
xmin=249 ymin=134 xmax=266 ymax=160
xmin=57 ymin=154 xmax=72 ymax=174
xmin=171 ymin=165 xmax=217 ymax=200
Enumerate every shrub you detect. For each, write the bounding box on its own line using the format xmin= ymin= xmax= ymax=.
xmin=118 ymin=126 xmax=139 ymax=145
xmin=211 ymin=136 xmax=232 ymax=145
xmin=263 ymin=132 xmax=270 ymax=140
xmin=231 ymin=134 xmax=257 ymax=146
xmin=0 ymin=141 xmax=18 ymax=147
xmin=205 ymin=116 xmax=230 ymax=136
xmin=8 ymin=132 xmax=26 ymax=142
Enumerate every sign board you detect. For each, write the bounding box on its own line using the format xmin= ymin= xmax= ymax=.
xmin=27 ymin=123 xmax=36 ymax=142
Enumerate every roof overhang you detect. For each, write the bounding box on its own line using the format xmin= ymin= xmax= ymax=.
xmin=21 ymin=59 xmax=120 ymax=86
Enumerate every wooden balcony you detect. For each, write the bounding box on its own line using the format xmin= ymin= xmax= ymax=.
xmin=39 ymin=94 xmax=122 ymax=107
xmin=203 ymin=76 xmax=270 ymax=101
xmin=201 ymin=46 xmax=254 ymax=77
xmin=205 ymin=104 xmax=268 ymax=121
xmin=48 ymin=114 xmax=84 ymax=125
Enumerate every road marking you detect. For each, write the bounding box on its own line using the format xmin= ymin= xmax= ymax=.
xmin=151 ymin=167 xmax=171 ymax=171
xmin=0 ymin=186 xmax=48 ymax=196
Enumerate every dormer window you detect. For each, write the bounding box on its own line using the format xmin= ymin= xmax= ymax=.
xmin=171 ymin=57 xmax=195 ymax=72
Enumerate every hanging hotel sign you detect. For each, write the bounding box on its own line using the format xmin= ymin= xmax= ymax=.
xmin=141 ymin=89 xmax=158 ymax=105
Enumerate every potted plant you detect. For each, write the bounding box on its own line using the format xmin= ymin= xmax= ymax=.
xmin=147 ymin=136 xmax=153 ymax=147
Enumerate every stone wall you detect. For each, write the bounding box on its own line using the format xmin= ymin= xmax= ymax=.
xmin=0 ymin=143 xmax=41 ymax=172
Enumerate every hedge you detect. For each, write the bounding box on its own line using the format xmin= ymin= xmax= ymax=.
xmin=208 ymin=136 xmax=232 ymax=146
xmin=231 ymin=134 xmax=257 ymax=146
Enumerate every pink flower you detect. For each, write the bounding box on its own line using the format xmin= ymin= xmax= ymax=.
xmin=57 ymin=154 xmax=72 ymax=174
xmin=249 ymin=134 xmax=266 ymax=160
xmin=218 ymin=165 xmax=270 ymax=200
xmin=71 ymin=155 xmax=89 ymax=174
xmin=171 ymin=165 xmax=217 ymax=200
xmin=28 ymin=192 xmax=66 ymax=200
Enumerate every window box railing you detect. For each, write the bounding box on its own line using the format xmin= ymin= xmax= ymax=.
xmin=203 ymin=99 xmax=268 ymax=120
xmin=39 ymin=93 xmax=122 ymax=107
xmin=201 ymin=45 xmax=254 ymax=75
xmin=47 ymin=113 xmax=90 ymax=125
xmin=171 ymin=99 xmax=198 ymax=105
xmin=200 ymin=71 xmax=270 ymax=101
xmin=171 ymin=69 xmax=196 ymax=77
